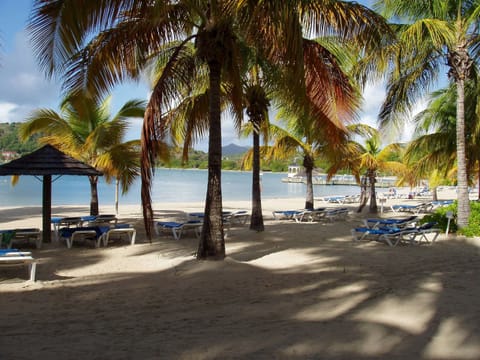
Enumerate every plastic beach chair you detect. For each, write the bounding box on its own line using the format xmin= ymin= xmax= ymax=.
xmin=99 ymin=224 xmax=136 ymax=247
xmin=0 ymin=248 xmax=37 ymax=282
xmin=155 ymin=220 xmax=203 ymax=240
xmin=363 ymin=215 xmax=418 ymax=229
xmin=59 ymin=226 xmax=110 ymax=248
xmin=272 ymin=210 xmax=304 ymax=220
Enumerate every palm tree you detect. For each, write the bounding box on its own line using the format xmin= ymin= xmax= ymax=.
xmin=244 ymin=80 xmax=270 ymax=232
xmin=19 ymin=92 xmax=146 ymax=215
xmin=28 ymin=0 xmax=391 ymax=259
xmin=373 ymin=0 xmax=480 ymax=227
xmin=328 ymin=125 xmax=405 ymax=213
xmin=262 ymin=110 xmax=347 ymax=211
xmin=404 ymin=79 xmax=480 ymax=198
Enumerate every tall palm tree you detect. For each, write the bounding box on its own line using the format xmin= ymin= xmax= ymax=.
xmin=373 ymin=0 xmax=480 ymax=227
xmin=404 ymin=79 xmax=480 ymax=198
xmin=19 ymin=92 xmax=146 ymax=215
xmin=28 ymin=0 xmax=391 ymax=259
xmin=328 ymin=125 xmax=405 ymax=213
xmin=244 ymin=80 xmax=270 ymax=232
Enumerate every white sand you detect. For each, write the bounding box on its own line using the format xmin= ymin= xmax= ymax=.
xmin=1 ymin=189 xmax=479 ymax=359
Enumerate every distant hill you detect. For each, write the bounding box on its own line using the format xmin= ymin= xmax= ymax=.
xmin=222 ymin=143 xmax=250 ymax=155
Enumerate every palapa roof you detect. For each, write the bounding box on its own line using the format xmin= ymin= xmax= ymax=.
xmin=0 ymin=144 xmax=102 ymax=176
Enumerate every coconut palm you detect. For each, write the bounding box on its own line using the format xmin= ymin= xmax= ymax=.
xmin=404 ymin=79 xmax=480 ymax=198
xmin=263 ymin=111 xmax=348 ymax=211
xmin=328 ymin=125 xmax=405 ymax=213
xmin=373 ymin=0 xmax=480 ymax=227
xmin=28 ymin=0 xmax=391 ymax=259
xmin=243 ymin=79 xmax=270 ymax=232
xmin=19 ymin=92 xmax=146 ymax=216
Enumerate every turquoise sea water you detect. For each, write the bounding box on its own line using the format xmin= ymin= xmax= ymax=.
xmin=0 ymin=168 xmax=360 ymax=207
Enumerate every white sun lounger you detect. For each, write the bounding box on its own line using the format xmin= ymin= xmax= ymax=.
xmin=0 ymin=249 xmax=37 ymax=282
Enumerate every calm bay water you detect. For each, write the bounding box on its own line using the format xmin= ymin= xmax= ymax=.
xmin=0 ymin=168 xmax=360 ymax=207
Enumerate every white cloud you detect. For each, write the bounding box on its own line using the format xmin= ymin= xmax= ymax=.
xmin=0 ymin=31 xmax=61 ymax=123
xmin=356 ymin=81 xmax=428 ymax=144
xmin=360 ymin=82 xmax=386 ymax=115
xmin=0 ymin=102 xmax=18 ymax=122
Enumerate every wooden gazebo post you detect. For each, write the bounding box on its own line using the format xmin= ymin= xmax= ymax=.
xmin=43 ymin=175 xmax=52 ymax=244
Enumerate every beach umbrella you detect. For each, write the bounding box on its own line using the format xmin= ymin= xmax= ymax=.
xmin=0 ymin=144 xmax=102 ymax=244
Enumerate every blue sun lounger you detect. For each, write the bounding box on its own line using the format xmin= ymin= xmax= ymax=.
xmin=352 ymin=222 xmax=440 ymax=247
xmin=59 ymin=226 xmax=111 ymax=248
xmin=390 ymin=203 xmax=433 ymax=214
xmin=155 ymin=220 xmax=203 ymax=240
xmin=272 ymin=210 xmax=304 ymax=220
xmin=363 ymin=215 xmax=418 ymax=229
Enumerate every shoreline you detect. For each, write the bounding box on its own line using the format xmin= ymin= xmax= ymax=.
xmin=0 ymin=189 xmax=460 ymax=230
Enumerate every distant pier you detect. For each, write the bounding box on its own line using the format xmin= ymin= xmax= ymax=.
xmin=281 ymin=174 xmax=397 ymax=188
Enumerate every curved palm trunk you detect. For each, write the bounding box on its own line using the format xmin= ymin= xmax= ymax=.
xmin=357 ymin=175 xmax=368 ymax=212
xmin=88 ymin=175 xmax=99 ymax=216
xmin=303 ymin=154 xmax=314 ymax=210
xmin=250 ymin=129 xmax=264 ymax=231
xmin=197 ymin=60 xmax=225 ymax=260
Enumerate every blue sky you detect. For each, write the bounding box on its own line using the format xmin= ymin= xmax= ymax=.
xmin=0 ymin=0 xmax=418 ymax=152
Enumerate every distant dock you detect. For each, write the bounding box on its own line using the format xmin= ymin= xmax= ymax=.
xmin=281 ymin=174 xmax=397 ymax=188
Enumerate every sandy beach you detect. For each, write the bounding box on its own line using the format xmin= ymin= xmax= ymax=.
xmin=1 ymin=191 xmax=479 ymax=359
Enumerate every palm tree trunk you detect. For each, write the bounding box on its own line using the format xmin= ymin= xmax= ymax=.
xmin=250 ymin=128 xmax=264 ymax=231
xmin=456 ymin=76 xmax=470 ymax=227
xmin=357 ymin=175 xmax=368 ymax=212
xmin=303 ymin=154 xmax=314 ymax=210
xmin=477 ymin=168 xmax=480 ymax=201
xmin=89 ymin=175 xmax=99 ymax=216
xmin=197 ymin=60 xmax=225 ymax=260
xmin=448 ymin=45 xmax=472 ymax=227
xmin=368 ymin=170 xmax=378 ymax=213
xmin=432 ymin=186 xmax=438 ymax=202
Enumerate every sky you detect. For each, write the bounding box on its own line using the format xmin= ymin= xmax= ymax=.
xmin=0 ymin=0 xmax=422 ymax=152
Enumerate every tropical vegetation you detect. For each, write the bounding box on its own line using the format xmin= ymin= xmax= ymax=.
xmin=0 ymin=123 xmax=39 ymax=156
xmin=27 ymin=0 xmax=391 ymax=259
xmin=405 ymin=78 xmax=480 ymax=197
xmin=19 ymin=92 xmax=146 ymax=216
xmin=373 ymin=0 xmax=480 ymax=228
xmin=327 ymin=125 xmax=405 ymax=213
xmin=24 ymin=1 xmax=480 ymax=245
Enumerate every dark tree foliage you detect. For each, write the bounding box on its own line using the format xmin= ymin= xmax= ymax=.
xmin=0 ymin=123 xmax=39 ymax=156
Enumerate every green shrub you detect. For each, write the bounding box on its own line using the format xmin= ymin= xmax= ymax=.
xmin=459 ymin=201 xmax=480 ymax=237
xmin=421 ymin=201 xmax=480 ymax=237
xmin=421 ymin=202 xmax=457 ymax=233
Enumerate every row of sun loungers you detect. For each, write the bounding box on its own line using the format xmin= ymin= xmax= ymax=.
xmin=50 ymin=214 xmax=136 ymax=249
xmin=352 ymin=215 xmax=440 ymax=247
xmin=0 ymin=214 xmax=139 ymax=282
xmin=320 ymin=194 xmax=361 ymax=204
xmin=390 ymin=200 xmax=454 ymax=214
xmin=59 ymin=224 xmax=136 ymax=249
xmin=272 ymin=207 xmax=349 ymax=223
xmin=155 ymin=210 xmax=250 ymax=240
